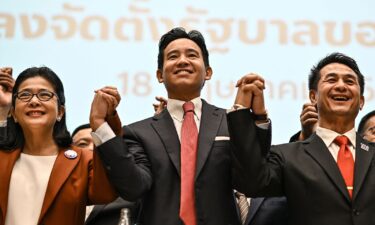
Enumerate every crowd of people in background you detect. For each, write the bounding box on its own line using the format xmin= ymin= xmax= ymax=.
xmin=0 ymin=27 xmax=374 ymax=225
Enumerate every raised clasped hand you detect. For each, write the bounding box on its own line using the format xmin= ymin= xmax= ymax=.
xmin=90 ymin=86 xmax=121 ymax=131
xmin=234 ymin=73 xmax=266 ymax=115
xmin=0 ymin=67 xmax=14 ymax=120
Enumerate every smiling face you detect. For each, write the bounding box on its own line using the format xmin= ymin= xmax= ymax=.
xmin=156 ymin=38 xmax=212 ymax=101
xmin=309 ymin=63 xmax=364 ymax=129
xmin=12 ymin=76 xmax=64 ymax=132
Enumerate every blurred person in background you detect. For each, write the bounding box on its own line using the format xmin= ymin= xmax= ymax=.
xmin=357 ymin=110 xmax=375 ymax=142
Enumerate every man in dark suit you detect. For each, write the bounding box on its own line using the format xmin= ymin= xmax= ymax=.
xmin=89 ymin=28 xmax=286 ymax=225
xmin=152 ymin=98 xmax=288 ymax=225
xmin=227 ymin=53 xmax=374 ymax=225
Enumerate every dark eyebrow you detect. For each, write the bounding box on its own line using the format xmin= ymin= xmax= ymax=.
xmin=185 ymin=49 xmax=200 ymax=56
xmin=166 ymin=48 xmax=200 ymax=56
xmin=74 ymin=137 xmax=92 ymax=143
xmin=323 ymin=73 xmax=338 ymax=79
xmin=18 ymin=88 xmax=52 ymax=93
xmin=344 ymin=74 xmax=358 ymax=79
xmin=324 ymin=73 xmax=357 ymax=80
xmin=166 ymin=50 xmax=179 ymax=57
xmin=18 ymin=88 xmax=32 ymax=92
xmin=186 ymin=48 xmax=199 ymax=53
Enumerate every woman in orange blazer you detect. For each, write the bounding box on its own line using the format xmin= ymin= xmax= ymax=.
xmin=0 ymin=67 xmax=117 ymax=225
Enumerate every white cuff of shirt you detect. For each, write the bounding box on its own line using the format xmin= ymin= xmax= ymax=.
xmin=227 ymin=104 xmax=270 ymax=129
xmin=227 ymin=104 xmax=248 ymax=113
xmin=91 ymin=122 xmax=116 ymax=147
xmin=0 ymin=120 xmax=7 ymax=127
xmin=257 ymin=122 xmax=270 ymax=129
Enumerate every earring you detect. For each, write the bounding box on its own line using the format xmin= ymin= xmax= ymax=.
xmin=57 ymin=117 xmax=61 ymax=122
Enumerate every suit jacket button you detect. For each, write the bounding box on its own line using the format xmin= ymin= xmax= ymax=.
xmin=352 ymin=209 xmax=360 ymax=216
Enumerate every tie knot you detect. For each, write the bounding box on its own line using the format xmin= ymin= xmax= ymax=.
xmin=334 ymin=135 xmax=349 ymax=146
xmin=235 ymin=191 xmax=246 ymax=198
xmin=183 ymin=101 xmax=195 ymax=114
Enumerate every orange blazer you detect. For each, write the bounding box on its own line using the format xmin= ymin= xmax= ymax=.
xmin=0 ymin=146 xmax=117 ymax=225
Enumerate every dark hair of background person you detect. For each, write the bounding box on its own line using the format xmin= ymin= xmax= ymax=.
xmin=1 ymin=66 xmax=72 ymax=150
xmin=308 ymin=52 xmax=365 ymax=95
xmin=157 ymin=27 xmax=210 ymax=70
xmin=72 ymin=123 xmax=90 ymax=138
xmin=358 ymin=110 xmax=375 ymax=136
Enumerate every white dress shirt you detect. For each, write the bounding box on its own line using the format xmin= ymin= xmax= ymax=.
xmin=166 ymin=97 xmax=201 ymax=140
xmin=315 ymin=126 xmax=356 ymax=161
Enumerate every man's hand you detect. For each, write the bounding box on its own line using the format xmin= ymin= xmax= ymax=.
xmin=298 ymin=103 xmax=318 ymax=141
xmin=234 ymin=73 xmax=266 ymax=115
xmin=90 ymin=86 xmax=121 ymax=132
xmin=153 ymin=96 xmax=167 ymax=115
xmin=97 ymin=86 xmax=121 ymax=117
xmin=0 ymin=67 xmax=14 ymax=120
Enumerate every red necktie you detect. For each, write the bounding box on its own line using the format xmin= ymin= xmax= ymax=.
xmin=179 ymin=102 xmax=198 ymax=225
xmin=334 ymin=135 xmax=354 ymax=199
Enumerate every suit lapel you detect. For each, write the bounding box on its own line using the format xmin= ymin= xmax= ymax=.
xmin=195 ymin=101 xmax=222 ymax=179
xmin=352 ymin=135 xmax=374 ymax=200
xmin=151 ymin=110 xmax=181 ymax=176
xmin=85 ymin=205 xmax=106 ymax=225
xmin=304 ymin=134 xmax=351 ymax=202
xmin=38 ymin=148 xmax=81 ymax=224
xmin=0 ymin=149 xmax=21 ymax=222
xmin=246 ymin=197 xmax=264 ymax=224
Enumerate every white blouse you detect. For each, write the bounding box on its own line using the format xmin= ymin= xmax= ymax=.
xmin=5 ymin=153 xmax=57 ymax=225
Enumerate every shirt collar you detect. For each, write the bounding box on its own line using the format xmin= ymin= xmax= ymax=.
xmin=316 ymin=126 xmax=356 ymax=148
xmin=167 ymin=97 xmax=202 ymax=122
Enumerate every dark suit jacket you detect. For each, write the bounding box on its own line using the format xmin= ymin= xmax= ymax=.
xmin=0 ymin=147 xmax=117 ymax=225
xmin=244 ymin=197 xmax=288 ymax=225
xmin=97 ymin=100 xmax=270 ymax=225
xmin=289 ymin=131 xmax=301 ymax=143
xmin=85 ymin=198 xmax=138 ymax=225
xmin=227 ymin=109 xmax=375 ymax=225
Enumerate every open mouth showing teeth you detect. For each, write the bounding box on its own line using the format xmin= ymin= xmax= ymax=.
xmin=26 ymin=111 xmax=45 ymax=116
xmin=174 ymin=69 xmax=192 ymax=74
xmin=332 ymin=96 xmax=349 ymax=101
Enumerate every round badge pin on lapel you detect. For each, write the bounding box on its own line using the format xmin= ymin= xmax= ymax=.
xmin=64 ymin=149 xmax=78 ymax=159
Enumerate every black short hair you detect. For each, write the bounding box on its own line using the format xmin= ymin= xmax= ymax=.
xmin=157 ymin=27 xmax=210 ymax=70
xmin=358 ymin=110 xmax=375 ymax=136
xmin=72 ymin=123 xmax=91 ymax=138
xmin=5 ymin=67 xmax=72 ymax=149
xmin=308 ymin=52 xmax=365 ymax=95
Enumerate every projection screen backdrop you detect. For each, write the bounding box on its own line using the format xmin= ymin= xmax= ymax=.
xmin=1 ymin=0 xmax=374 ymax=144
